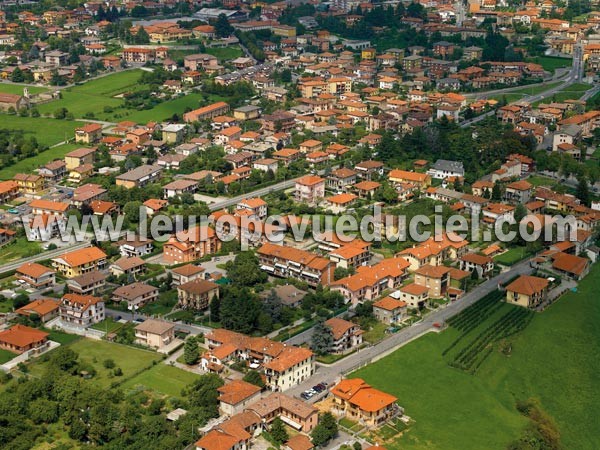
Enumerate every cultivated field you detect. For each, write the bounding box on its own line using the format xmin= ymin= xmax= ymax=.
xmin=352 ymin=264 xmax=600 ymax=450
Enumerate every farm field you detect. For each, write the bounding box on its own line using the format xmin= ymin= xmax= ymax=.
xmin=121 ymin=363 xmax=199 ymax=398
xmin=205 ymin=45 xmax=244 ymax=61
xmin=533 ymin=82 xmax=592 ymax=106
xmin=352 ymin=265 xmax=600 ymax=450
xmin=37 ymin=70 xmax=146 ymax=119
xmin=0 ymin=83 xmax=48 ymax=95
xmin=0 ymin=142 xmax=79 ymax=180
xmin=0 ymin=239 xmax=42 ymax=264
xmin=29 ymin=338 xmax=162 ymax=387
xmin=0 ymin=115 xmax=79 ymax=147
xmin=488 ymin=81 xmax=562 ymax=103
xmin=529 ymin=56 xmax=573 ymax=73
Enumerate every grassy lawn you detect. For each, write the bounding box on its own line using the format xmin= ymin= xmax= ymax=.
xmin=121 ymin=363 xmax=199 ymax=397
xmin=493 ymin=246 xmax=529 ymax=266
xmin=529 ymin=56 xmax=572 ymax=73
xmin=526 ymin=175 xmax=556 ymax=187
xmin=0 ymin=115 xmax=79 ymax=147
xmin=205 ymin=45 xmax=243 ymax=61
xmin=139 ymin=290 xmax=177 ymax=316
xmin=45 ymin=329 xmax=81 ymax=345
xmin=352 ymin=264 xmax=600 ymax=450
xmin=0 ymin=348 xmax=16 ymax=364
xmin=90 ymin=317 xmax=125 ymax=334
xmin=0 ymin=239 xmax=43 ymax=264
xmin=0 ymin=143 xmax=79 ymax=180
xmin=37 ymin=70 xmax=145 ymax=119
xmin=0 ymin=83 xmax=48 ymax=95
xmin=534 ymin=82 xmax=592 ymax=106
xmin=123 ymin=93 xmax=227 ymax=124
xmin=489 ymin=81 xmax=562 ymax=103
xmin=362 ymin=321 xmax=389 ymax=344
xmin=0 ymin=295 xmax=14 ymax=313
xmin=30 ymin=339 xmax=162 ymax=387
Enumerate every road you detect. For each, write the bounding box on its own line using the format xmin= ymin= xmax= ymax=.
xmin=0 ymin=241 xmax=91 ymax=275
xmin=208 ymin=179 xmax=297 ymax=211
xmin=460 ymin=42 xmax=587 ymax=128
xmin=285 ymin=259 xmax=533 ymax=398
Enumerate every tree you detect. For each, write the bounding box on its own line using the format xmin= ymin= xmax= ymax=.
xmin=243 ymin=370 xmax=265 ymax=388
xmin=576 ymin=176 xmax=591 ymax=206
xmin=123 ymin=201 xmax=143 ymax=223
xmin=215 ymin=14 xmax=234 ymax=38
xmin=491 ymin=182 xmax=502 ymax=201
xmin=183 ymin=337 xmax=199 ymax=365
xmin=310 ymin=319 xmax=333 ymax=356
xmin=209 ymin=294 xmax=221 ymax=322
xmin=135 ymin=26 xmax=150 ymax=44
xmin=270 ymin=417 xmax=289 ymax=444
xmin=311 ymin=413 xmax=338 ymax=447
xmin=225 ymin=252 xmax=267 ymax=287
xmin=219 ymin=288 xmax=262 ymax=334
xmin=10 ymin=67 xmax=24 ymax=82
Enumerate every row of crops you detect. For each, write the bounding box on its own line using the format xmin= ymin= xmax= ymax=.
xmin=444 ymin=290 xmax=534 ymax=374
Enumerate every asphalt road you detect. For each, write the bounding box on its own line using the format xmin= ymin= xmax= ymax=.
xmin=286 ymin=259 xmax=533 ymax=398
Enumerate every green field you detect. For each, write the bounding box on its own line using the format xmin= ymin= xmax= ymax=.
xmin=37 ymin=70 xmax=146 ymax=119
xmin=352 ymin=265 xmax=600 ymax=450
xmin=90 ymin=317 xmax=126 ymax=334
xmin=30 ymin=339 xmax=162 ymax=387
xmin=489 ymin=81 xmax=562 ymax=103
xmin=0 ymin=142 xmax=79 ymax=180
xmin=534 ymin=82 xmax=592 ymax=106
xmin=0 ymin=348 xmax=16 ymax=364
xmin=493 ymin=246 xmax=530 ymax=266
xmin=529 ymin=56 xmax=573 ymax=73
xmin=0 ymin=83 xmax=48 ymax=95
xmin=0 ymin=115 xmax=78 ymax=147
xmin=205 ymin=45 xmax=244 ymax=61
xmin=0 ymin=239 xmax=42 ymax=264
xmin=121 ymin=363 xmax=199 ymax=397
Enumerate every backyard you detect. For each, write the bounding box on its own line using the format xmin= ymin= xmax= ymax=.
xmin=352 ymin=264 xmax=600 ymax=450
xmin=493 ymin=246 xmax=530 ymax=266
xmin=121 ymin=363 xmax=200 ymax=398
xmin=30 ymin=338 xmax=163 ymax=388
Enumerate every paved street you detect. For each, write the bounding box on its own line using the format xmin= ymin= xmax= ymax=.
xmin=285 ymin=259 xmax=533 ymax=399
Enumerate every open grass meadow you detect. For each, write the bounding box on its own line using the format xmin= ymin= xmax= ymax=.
xmin=0 ymin=142 xmax=79 ymax=180
xmin=0 ymin=239 xmax=42 ymax=264
xmin=0 ymin=83 xmax=49 ymax=95
xmin=121 ymin=363 xmax=199 ymax=398
xmin=37 ymin=70 xmax=146 ymax=119
xmin=529 ymin=56 xmax=573 ymax=73
xmin=351 ymin=264 xmax=600 ymax=450
xmin=0 ymin=115 xmax=79 ymax=147
xmin=534 ymin=82 xmax=592 ymax=106
xmin=30 ymin=338 xmax=162 ymax=388
xmin=489 ymin=81 xmax=562 ymax=103
xmin=205 ymin=45 xmax=244 ymax=61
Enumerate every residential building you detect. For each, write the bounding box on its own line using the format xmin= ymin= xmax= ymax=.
xmin=110 ymin=256 xmax=146 ymax=278
xmin=118 ymin=237 xmax=153 ymax=258
xmin=16 ymin=298 xmax=60 ymax=323
xmin=295 ymin=175 xmax=325 ymax=205
xmin=217 ymin=379 xmax=262 ymax=415
xmin=325 ymin=317 xmax=363 ymax=354
xmin=246 ymin=392 xmax=318 ymax=431
xmin=66 ymin=270 xmax=106 ymax=295
xmin=177 ymin=279 xmax=220 ymax=311
xmin=170 ymin=264 xmax=206 ymax=286
xmin=65 ymin=147 xmax=96 ymax=170
xmin=51 ymin=246 xmax=107 ymax=278
xmin=414 ymin=265 xmax=451 ymax=298
xmin=505 ymin=275 xmax=549 ymax=309
xmin=163 ymin=226 xmax=221 ymax=264
xmin=15 ymin=262 xmax=55 ymax=290
xmin=13 ymin=173 xmax=44 ymax=195
xmin=0 ymin=325 xmax=49 ymax=355
xmin=459 ymin=253 xmax=494 ymax=278
xmin=184 ymin=102 xmax=230 ymax=122
xmin=59 ymin=293 xmax=105 ymax=327
xmin=135 ymin=319 xmax=175 ymax=349
xmin=426 ymin=159 xmax=464 ymax=179
xmin=395 ymin=283 xmax=429 ymax=308
xmin=330 ymin=378 xmax=400 ymax=428
xmin=75 ymin=123 xmax=102 ymax=144
xmin=259 ymin=285 xmax=307 ymax=308
xmin=115 ymin=164 xmax=162 ymax=189
xmin=264 ymin=346 xmax=315 ymax=391
xmin=112 ymin=282 xmax=159 ymax=310
xmin=257 ymin=243 xmax=334 ymax=288
xmin=373 ymin=297 xmax=407 ymax=324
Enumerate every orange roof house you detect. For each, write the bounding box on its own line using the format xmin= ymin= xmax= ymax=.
xmin=330 ymin=378 xmax=399 ymax=427
xmin=16 ymin=298 xmax=60 ymax=323
xmin=0 ymin=324 xmax=49 ymax=354
xmin=505 ymin=275 xmax=549 ymax=309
